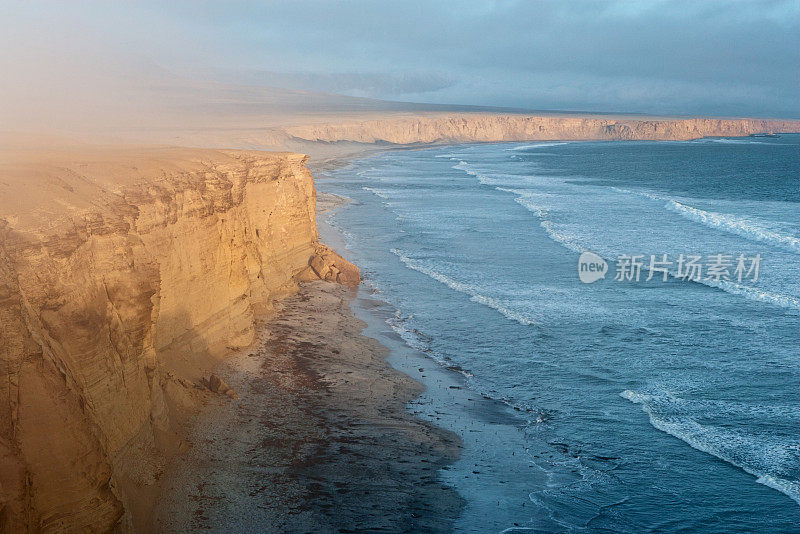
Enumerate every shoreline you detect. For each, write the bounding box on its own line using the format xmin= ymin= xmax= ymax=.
xmin=3 ymin=134 xmax=792 ymax=529
xmin=316 ymin=185 xmax=549 ymax=532
xmin=345 ymin=288 xmax=549 ymax=532
xmin=10 ymin=135 xmax=791 ymax=529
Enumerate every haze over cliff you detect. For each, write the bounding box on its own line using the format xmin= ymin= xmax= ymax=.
xmin=2 ymin=57 xmax=797 ymax=150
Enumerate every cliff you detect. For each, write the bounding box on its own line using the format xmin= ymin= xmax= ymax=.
xmin=0 ymin=144 xmax=357 ymax=532
xmin=283 ymin=114 xmax=800 ymax=145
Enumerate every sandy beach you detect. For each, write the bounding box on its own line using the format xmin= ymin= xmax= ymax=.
xmin=154 ymin=280 xmax=464 ymax=532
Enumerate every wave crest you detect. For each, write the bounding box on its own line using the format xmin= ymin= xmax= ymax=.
xmin=667 ymin=201 xmax=800 ymax=254
xmin=391 ymin=249 xmax=536 ymax=326
xmin=622 ymin=390 xmax=800 ymax=506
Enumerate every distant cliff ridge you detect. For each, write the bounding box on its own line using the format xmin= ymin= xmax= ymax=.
xmin=283 ymin=115 xmax=800 ymax=144
xmin=0 ymin=146 xmax=356 ymax=532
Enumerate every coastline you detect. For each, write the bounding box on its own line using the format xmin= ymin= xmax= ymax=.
xmin=3 ymin=3 xmax=797 ymax=528
xmin=151 ymin=190 xmax=470 ymax=532
xmin=151 ymin=180 xmax=543 ymax=532
xmin=312 ymin=138 xmax=800 ymax=530
xmin=0 ymin=131 xmax=792 ymax=529
xmin=316 ymin=184 xmax=550 ymax=532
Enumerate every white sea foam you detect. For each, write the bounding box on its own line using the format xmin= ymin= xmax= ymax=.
xmin=622 ymin=390 xmax=800 ymax=506
xmin=361 ymin=186 xmax=391 ymax=199
xmin=513 ymin=193 xmax=800 ymax=311
xmin=452 ymin=160 xmax=537 ymax=187
xmin=537 ymin=220 xmax=584 ymax=253
xmin=611 ymin=187 xmax=800 ymax=254
xmin=609 ymin=186 xmax=668 ymax=202
xmin=696 ymin=138 xmax=778 ymax=145
xmin=666 ymin=200 xmax=800 ymax=254
xmin=495 ymin=187 xmax=586 ymax=253
xmin=391 ymin=248 xmax=536 ymax=326
xmin=454 ymin=159 xmax=572 ymax=190
xmin=757 ymin=475 xmax=800 ymax=506
xmin=386 ymin=311 xmax=437 ymax=356
xmin=452 ymin=160 xmax=494 ymax=185
xmin=699 ymin=278 xmax=800 ymax=312
xmin=354 ymin=166 xmax=379 ymax=177
xmin=323 ymin=217 xmax=356 ymax=250
xmin=506 ymin=142 xmax=570 ymax=151
xmin=589 ymin=188 xmax=800 ymax=310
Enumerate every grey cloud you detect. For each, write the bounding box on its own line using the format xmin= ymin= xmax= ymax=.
xmin=1 ymin=0 xmax=797 ymax=118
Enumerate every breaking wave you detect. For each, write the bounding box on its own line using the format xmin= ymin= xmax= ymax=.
xmin=506 ymin=142 xmax=570 ymax=151
xmin=622 ymin=390 xmax=800 ymax=506
xmin=391 ymin=248 xmax=536 ymax=326
xmin=666 ymin=201 xmax=800 ymax=254
xmin=362 ymin=186 xmax=391 ymax=199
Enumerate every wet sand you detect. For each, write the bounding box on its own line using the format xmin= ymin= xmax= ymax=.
xmin=155 ymin=281 xmax=464 ymax=532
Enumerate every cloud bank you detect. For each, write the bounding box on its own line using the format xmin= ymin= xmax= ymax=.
xmin=1 ymin=0 xmax=797 ymax=121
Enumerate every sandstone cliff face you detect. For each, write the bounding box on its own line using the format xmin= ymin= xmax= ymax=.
xmin=284 ymin=114 xmax=800 ymax=144
xmin=0 ymin=146 xmax=357 ymax=532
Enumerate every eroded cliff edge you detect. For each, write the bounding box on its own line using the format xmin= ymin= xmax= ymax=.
xmin=0 ymin=145 xmax=357 ymax=532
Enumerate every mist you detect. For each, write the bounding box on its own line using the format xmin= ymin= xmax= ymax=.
xmin=1 ymin=0 xmax=797 ymax=134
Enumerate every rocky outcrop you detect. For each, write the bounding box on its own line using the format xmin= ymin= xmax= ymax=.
xmin=300 ymin=245 xmax=361 ymax=287
xmin=0 ymin=146 xmax=357 ymax=532
xmin=284 ymin=114 xmax=800 ymax=144
xmin=200 ymin=373 xmax=238 ymax=399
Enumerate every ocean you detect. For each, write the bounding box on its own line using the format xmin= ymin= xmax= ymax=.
xmin=317 ymin=135 xmax=800 ymax=532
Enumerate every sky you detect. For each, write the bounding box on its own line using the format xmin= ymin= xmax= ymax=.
xmin=1 ymin=0 xmax=798 ymax=119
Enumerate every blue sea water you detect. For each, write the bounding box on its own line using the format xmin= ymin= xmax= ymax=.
xmin=318 ymin=135 xmax=800 ymax=532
